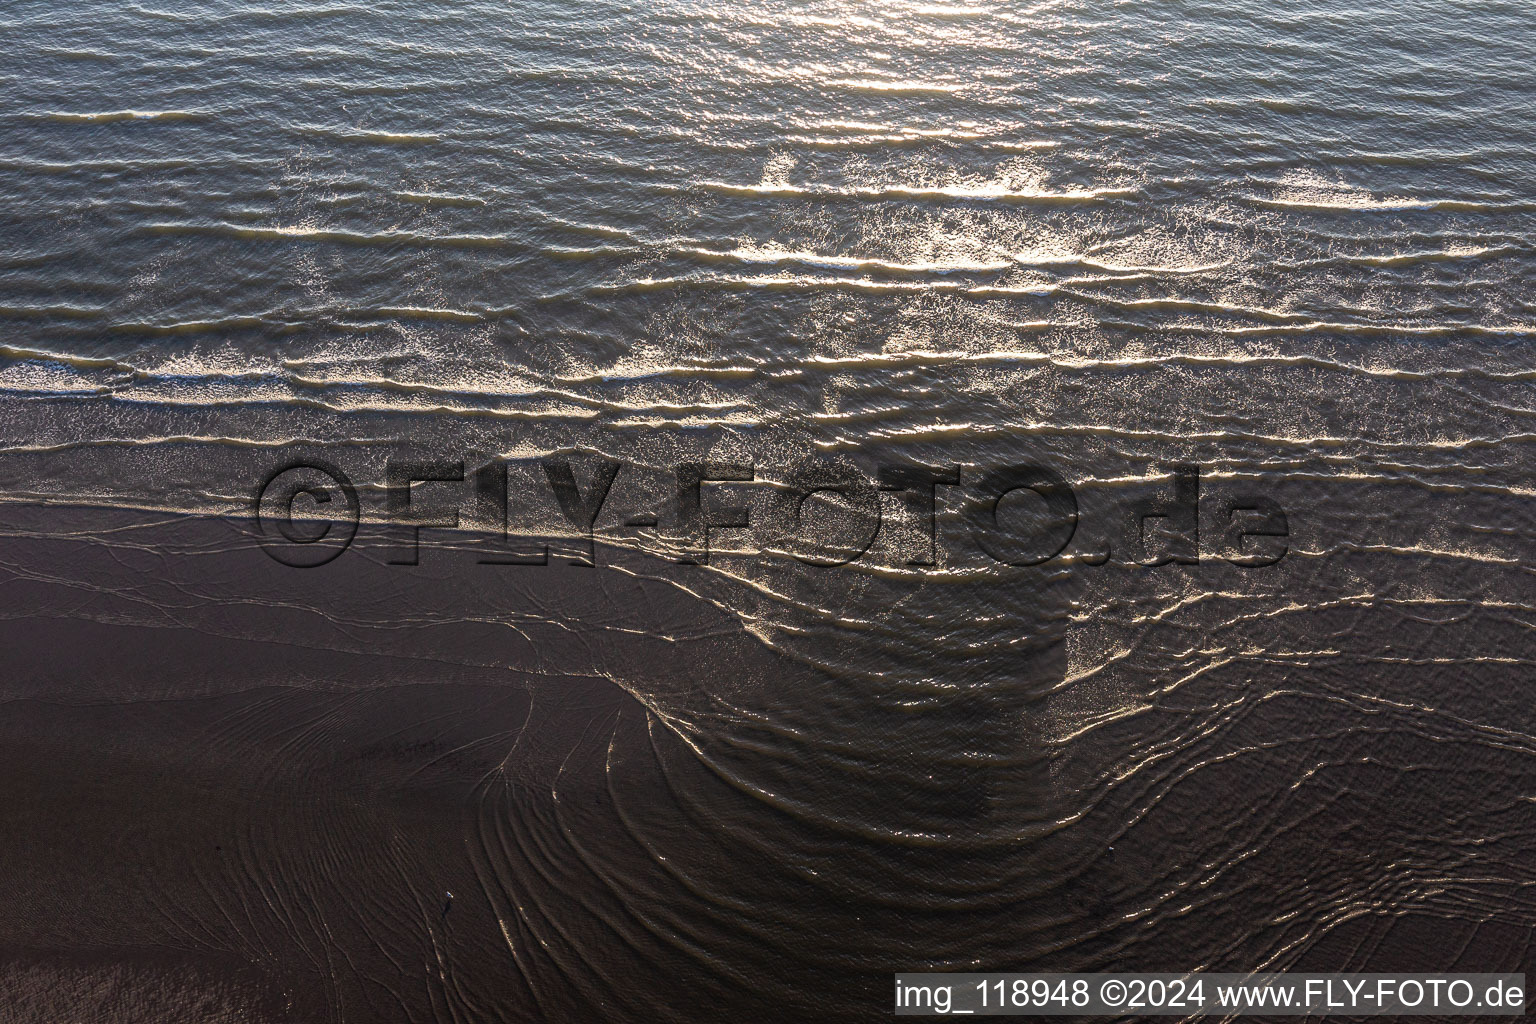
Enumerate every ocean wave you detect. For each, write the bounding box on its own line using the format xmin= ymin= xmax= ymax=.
xmin=677 ymin=179 xmax=1136 ymax=204
xmin=0 ymin=344 xmax=135 ymax=374
xmin=127 ymin=3 xmax=380 ymax=21
xmin=1145 ymin=318 xmax=1536 ymax=340
xmin=143 ymin=221 xmax=513 ymax=249
xmin=536 ymin=217 xmax=646 ymax=244
xmin=395 ymin=190 xmax=487 ymax=208
xmin=0 ymin=303 xmax=113 ymax=321
xmin=295 ymin=125 xmax=441 ymax=144
xmin=1286 ymin=245 xmax=1522 ymax=269
xmin=792 ymin=347 xmax=1536 ymax=384
xmin=36 ymin=48 xmax=119 ymax=61
xmin=1079 ymin=294 xmax=1315 ymax=323
xmin=666 ymin=243 xmax=1214 ymax=279
xmin=585 ymin=273 xmax=1057 ymax=298
xmin=675 ymin=246 xmax=1016 ymax=275
xmin=1252 ymin=195 xmax=1532 ymax=213
xmin=1079 ymin=258 xmax=1230 ymax=275
xmin=37 ymin=109 xmax=206 ymax=124
xmin=824 ymin=78 xmax=966 ymax=94
xmin=0 ymin=155 xmax=248 ymax=173
xmin=784 ymin=132 xmax=983 ymax=150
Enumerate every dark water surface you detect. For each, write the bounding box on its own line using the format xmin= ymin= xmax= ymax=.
xmin=0 ymin=1 xmax=1533 ymax=1020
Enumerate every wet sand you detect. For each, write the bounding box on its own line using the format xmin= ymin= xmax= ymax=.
xmin=0 ymin=501 xmax=1531 ymax=1021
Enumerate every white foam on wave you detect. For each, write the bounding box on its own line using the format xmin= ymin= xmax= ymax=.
xmin=1254 ymin=170 xmax=1521 ymax=213
xmin=296 ymin=124 xmax=441 ymax=144
xmin=677 ymin=245 xmax=1017 ymax=275
xmin=825 ymin=78 xmax=966 ymax=94
xmin=41 ymin=109 xmax=204 ymax=123
xmin=684 ymin=179 xmax=1133 ymax=203
xmin=587 ymin=273 xmax=1057 ymax=298
xmin=145 ymin=221 xmax=512 ymax=249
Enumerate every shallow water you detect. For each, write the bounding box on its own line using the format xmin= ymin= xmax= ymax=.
xmin=0 ymin=1 xmax=1533 ymax=1020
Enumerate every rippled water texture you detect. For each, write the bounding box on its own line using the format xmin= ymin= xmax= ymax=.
xmin=0 ymin=1 xmax=1533 ymax=1020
